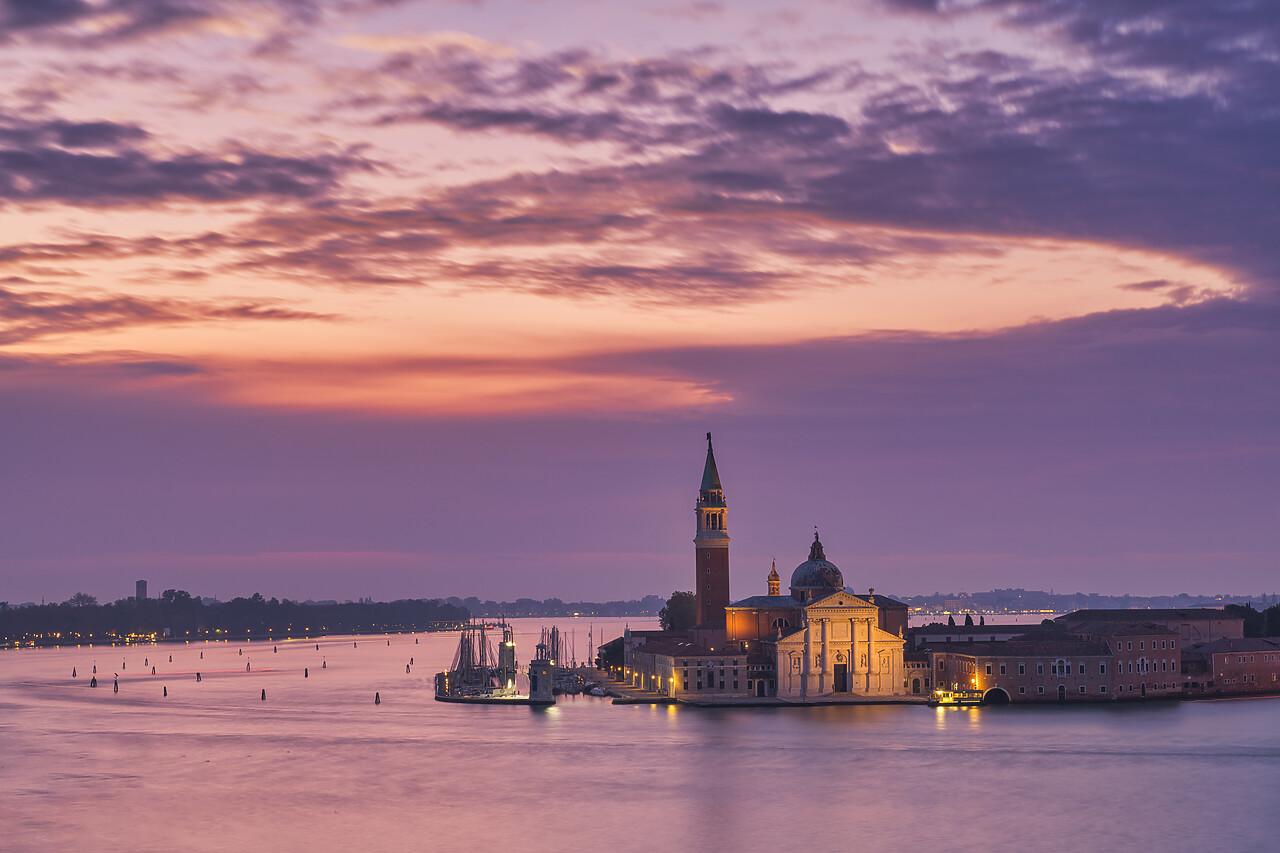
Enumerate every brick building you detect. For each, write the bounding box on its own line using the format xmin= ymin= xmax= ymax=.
xmin=929 ymin=639 xmax=1115 ymax=703
xmin=626 ymin=633 xmax=750 ymax=699
xmin=1182 ymin=637 xmax=1280 ymax=696
xmin=1066 ymin=622 xmax=1182 ymax=699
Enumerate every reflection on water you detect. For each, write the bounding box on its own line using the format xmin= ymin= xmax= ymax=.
xmin=2 ymin=617 xmax=1278 ymax=853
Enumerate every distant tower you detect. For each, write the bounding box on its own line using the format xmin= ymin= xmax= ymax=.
xmin=768 ymin=560 xmax=781 ymax=596
xmin=528 ymin=642 xmax=555 ymax=703
xmin=497 ymin=624 xmax=517 ymax=692
xmin=136 ymin=579 xmax=147 ymax=601
xmin=694 ymin=433 xmax=730 ymax=627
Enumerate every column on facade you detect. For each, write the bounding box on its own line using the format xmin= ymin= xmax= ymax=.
xmin=852 ymin=619 xmax=865 ymax=676
xmin=864 ymin=618 xmax=875 ymax=692
xmin=800 ymin=624 xmax=811 ymax=697
xmin=820 ymin=618 xmax=830 ymax=694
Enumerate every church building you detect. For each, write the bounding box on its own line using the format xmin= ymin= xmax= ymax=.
xmin=626 ymin=434 xmax=909 ymax=702
xmin=726 ymin=533 xmax=907 ymax=699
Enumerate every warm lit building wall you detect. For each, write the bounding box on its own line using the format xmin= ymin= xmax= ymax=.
xmin=675 ymin=652 xmax=749 ymax=697
xmin=628 ymin=641 xmax=751 ymax=699
xmin=929 ymin=643 xmax=1116 ymax=702
xmin=696 ymin=651 xmax=748 ymax=697
xmin=903 ymin=656 xmax=931 ymax=695
xmin=726 ymin=604 xmax=799 ymax=644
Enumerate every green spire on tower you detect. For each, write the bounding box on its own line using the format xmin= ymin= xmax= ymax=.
xmin=700 ymin=432 xmax=722 ymax=491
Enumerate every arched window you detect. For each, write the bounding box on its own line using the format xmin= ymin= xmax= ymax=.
xmin=770 ymin=617 xmax=791 ymax=631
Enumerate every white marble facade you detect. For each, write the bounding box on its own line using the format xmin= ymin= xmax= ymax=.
xmin=775 ymin=591 xmax=904 ymax=698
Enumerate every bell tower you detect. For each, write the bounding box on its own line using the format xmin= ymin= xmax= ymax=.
xmin=694 ymin=432 xmax=730 ymax=627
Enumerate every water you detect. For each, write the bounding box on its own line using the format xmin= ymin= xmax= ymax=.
xmin=3 ymin=617 xmax=1278 ymax=853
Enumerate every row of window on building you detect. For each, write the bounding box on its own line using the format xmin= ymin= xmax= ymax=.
xmin=1009 ymin=682 xmax=1175 ymax=695
xmin=682 ymin=663 xmax=738 ymax=691
xmin=1117 ymin=639 xmax=1176 ymax=650
xmin=955 ymin=660 xmax=1178 ymax=677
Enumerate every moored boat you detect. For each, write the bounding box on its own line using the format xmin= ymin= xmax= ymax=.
xmin=928 ymin=688 xmax=985 ymax=707
xmin=434 ymin=622 xmax=556 ymax=706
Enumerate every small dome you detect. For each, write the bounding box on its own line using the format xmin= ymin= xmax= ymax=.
xmin=789 ymin=532 xmax=844 ymax=599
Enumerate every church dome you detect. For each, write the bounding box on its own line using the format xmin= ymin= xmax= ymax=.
xmin=789 ymin=532 xmax=844 ymax=600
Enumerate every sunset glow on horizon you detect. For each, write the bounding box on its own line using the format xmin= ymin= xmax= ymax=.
xmin=2 ymin=0 xmax=1277 ymax=603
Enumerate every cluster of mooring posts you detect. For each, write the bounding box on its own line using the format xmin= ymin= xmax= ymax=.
xmin=64 ymin=634 xmax=425 ymax=705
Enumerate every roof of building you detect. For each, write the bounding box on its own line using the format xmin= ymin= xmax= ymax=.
xmin=1182 ymin=637 xmax=1280 ymax=656
xmin=634 ymin=637 xmax=733 ymax=659
xmin=1057 ymin=608 xmax=1241 ymax=624
xmin=729 ymin=594 xmax=799 ymax=609
xmin=804 ymin=590 xmax=878 ymax=610
xmin=1068 ymin=621 xmax=1178 ymax=637
xmin=928 ymin=638 xmax=1112 ymax=657
xmin=914 ymin=621 xmax=1048 ymax=631
xmin=700 ymin=432 xmax=722 ymax=491
xmin=730 ymin=588 xmax=905 ymax=610
xmin=790 ymin=531 xmax=844 ymax=592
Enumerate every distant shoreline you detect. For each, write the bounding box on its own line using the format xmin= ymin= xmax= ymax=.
xmin=2 ymin=623 xmax=466 ymax=650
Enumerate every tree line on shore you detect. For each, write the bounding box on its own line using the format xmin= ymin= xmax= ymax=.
xmin=446 ymin=594 xmax=665 ymax=618
xmin=10 ymin=589 xmax=1276 ymax=646
xmin=909 ymin=588 xmax=1277 ymax=613
xmin=0 ymin=590 xmax=469 ymax=644
xmin=1224 ymin=603 xmax=1280 ymax=638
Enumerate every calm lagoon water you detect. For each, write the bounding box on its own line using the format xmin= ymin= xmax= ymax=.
xmin=3 ymin=617 xmax=1279 ymax=853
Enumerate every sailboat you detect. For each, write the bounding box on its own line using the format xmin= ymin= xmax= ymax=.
xmin=434 ymin=622 xmax=556 ymax=706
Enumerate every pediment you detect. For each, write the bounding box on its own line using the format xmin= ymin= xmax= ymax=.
xmin=805 ymin=591 xmax=876 ymax=612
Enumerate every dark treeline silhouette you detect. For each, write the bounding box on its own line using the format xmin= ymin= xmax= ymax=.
xmin=658 ymin=591 xmax=696 ymax=632
xmin=906 ymin=588 xmax=1277 ymax=613
xmin=0 ymin=589 xmax=469 ymax=645
xmin=1225 ymin=603 xmax=1280 ymax=638
xmin=447 ymin=595 xmax=664 ymax=618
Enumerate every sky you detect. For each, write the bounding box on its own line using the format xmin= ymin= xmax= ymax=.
xmin=1 ymin=0 xmax=1277 ymax=605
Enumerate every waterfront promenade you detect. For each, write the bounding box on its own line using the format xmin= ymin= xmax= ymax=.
xmin=592 ymin=667 xmax=930 ymax=707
